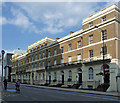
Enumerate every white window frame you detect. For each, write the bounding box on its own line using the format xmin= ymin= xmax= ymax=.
xmin=89 ymin=22 xmax=93 ymax=27
xmin=68 ymin=44 xmax=72 ymax=51
xmin=39 ymin=53 xmax=41 ymax=59
xmin=35 ymin=54 xmax=37 ymax=60
xmin=101 ymin=46 xmax=107 ymax=55
xmin=32 ymin=56 xmax=33 ymax=61
xmin=101 ymin=16 xmax=106 ymax=22
xmin=54 ymin=60 xmax=57 ymax=65
xmin=48 ymin=61 xmax=50 ymax=67
xmin=69 ymin=70 xmax=72 ymax=79
xmin=39 ymin=62 xmax=41 ymax=67
xmin=68 ymin=57 xmax=72 ymax=63
xmin=48 ymin=51 xmax=50 ymax=57
xmin=89 ymin=34 xmax=93 ymax=44
xmin=61 ymin=58 xmax=64 ymax=64
xmin=54 ymin=49 xmax=57 ymax=56
xmin=101 ymin=30 xmax=107 ymax=41
xmin=43 ymin=52 xmax=45 ymax=58
xmin=61 ymin=47 xmax=64 ymax=53
xmin=89 ymin=50 xmax=93 ymax=58
xmin=77 ymin=54 xmax=81 ymax=63
xmin=77 ymin=41 xmax=81 ymax=48
xmin=42 ymin=61 xmax=45 ymax=67
xmin=35 ymin=63 xmax=37 ymax=68
xmin=88 ymin=68 xmax=94 ymax=80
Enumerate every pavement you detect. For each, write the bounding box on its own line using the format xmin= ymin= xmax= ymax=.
xmin=10 ymin=82 xmax=120 ymax=97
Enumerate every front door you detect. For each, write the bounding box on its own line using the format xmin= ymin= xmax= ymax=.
xmin=49 ymin=76 xmax=51 ymax=84
xmin=62 ymin=75 xmax=64 ymax=84
xmin=78 ymin=73 xmax=82 ymax=84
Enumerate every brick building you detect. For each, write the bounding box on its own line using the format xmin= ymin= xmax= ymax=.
xmin=11 ymin=4 xmax=120 ymax=92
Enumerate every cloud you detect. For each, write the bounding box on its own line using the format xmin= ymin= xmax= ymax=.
xmin=1 ymin=8 xmax=42 ymax=34
xmin=2 ymin=2 xmax=114 ymax=34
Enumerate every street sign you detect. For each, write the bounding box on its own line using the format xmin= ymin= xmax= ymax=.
xmin=1 ymin=50 xmax=5 ymax=55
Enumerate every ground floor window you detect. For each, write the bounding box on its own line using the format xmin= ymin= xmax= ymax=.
xmin=88 ymin=67 xmax=94 ymax=80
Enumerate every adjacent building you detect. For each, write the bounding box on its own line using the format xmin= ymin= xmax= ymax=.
xmin=4 ymin=53 xmax=13 ymax=82
xmin=11 ymin=4 xmax=120 ymax=92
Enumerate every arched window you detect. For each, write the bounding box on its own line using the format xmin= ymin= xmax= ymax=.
xmin=69 ymin=70 xmax=72 ymax=78
xmin=88 ymin=67 xmax=94 ymax=80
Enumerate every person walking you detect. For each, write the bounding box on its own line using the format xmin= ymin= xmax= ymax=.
xmin=16 ymin=80 xmax=20 ymax=91
xmin=3 ymin=79 xmax=7 ymax=90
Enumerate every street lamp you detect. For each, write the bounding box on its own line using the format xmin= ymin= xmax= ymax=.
xmin=80 ymin=36 xmax=83 ymax=63
xmin=94 ymin=26 xmax=106 ymax=91
xmin=1 ymin=50 xmax=5 ymax=89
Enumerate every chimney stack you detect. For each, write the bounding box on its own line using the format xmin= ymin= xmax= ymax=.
xmin=70 ymin=31 xmax=74 ymax=34
xmin=56 ymin=38 xmax=60 ymax=40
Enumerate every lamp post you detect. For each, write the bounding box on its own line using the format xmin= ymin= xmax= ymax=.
xmin=94 ymin=26 xmax=106 ymax=91
xmin=1 ymin=50 xmax=5 ymax=90
xmin=81 ymin=36 xmax=83 ymax=63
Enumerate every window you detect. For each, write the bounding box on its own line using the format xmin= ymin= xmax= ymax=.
xmin=89 ymin=50 xmax=93 ymax=58
xmin=29 ymin=65 xmax=30 ymax=70
xmin=89 ymin=34 xmax=93 ymax=44
xmin=77 ymin=54 xmax=81 ymax=63
xmin=29 ymin=57 xmax=30 ymax=63
xmin=35 ymin=54 xmax=37 ymax=60
xmin=23 ymin=60 xmax=25 ymax=65
xmin=68 ymin=44 xmax=72 ymax=51
xmin=89 ymin=22 xmax=93 ymax=27
xmin=61 ymin=58 xmax=64 ymax=64
xmin=68 ymin=57 xmax=72 ymax=63
xmin=42 ymin=61 xmax=45 ymax=67
xmin=101 ymin=46 xmax=107 ymax=55
xmin=101 ymin=30 xmax=107 ymax=40
xmin=88 ymin=67 xmax=94 ymax=80
xmin=54 ymin=72 xmax=57 ymax=79
xmin=26 ymin=66 xmax=28 ymax=70
xmin=54 ymin=60 xmax=56 ymax=65
xmin=43 ymin=52 xmax=45 ymax=58
xmin=39 ymin=53 xmax=41 ymax=59
xmin=32 ymin=56 xmax=33 ymax=61
xmin=36 ymin=46 xmax=37 ymax=50
xmin=35 ymin=63 xmax=37 ymax=68
xmin=77 ymin=41 xmax=81 ymax=48
xmin=43 ymin=43 xmax=45 ymax=46
xmin=39 ymin=74 xmax=41 ymax=80
xmin=48 ymin=61 xmax=50 ymax=67
xmin=102 ymin=16 xmax=106 ymax=22
xmin=43 ymin=73 xmax=44 ymax=80
xmin=61 ymin=47 xmax=64 ymax=53
xmin=32 ymin=64 xmax=33 ymax=69
xmin=54 ymin=49 xmax=57 ymax=55
xmin=48 ymin=51 xmax=50 ymax=57
xmin=40 ymin=44 xmax=41 ymax=48
xmin=39 ymin=62 xmax=41 ymax=67
xmin=69 ymin=70 xmax=72 ymax=78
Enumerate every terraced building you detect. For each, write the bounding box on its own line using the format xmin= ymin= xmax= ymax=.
xmin=11 ymin=4 xmax=120 ymax=92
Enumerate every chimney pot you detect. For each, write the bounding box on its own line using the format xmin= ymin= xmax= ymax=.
xmin=70 ymin=31 xmax=74 ymax=34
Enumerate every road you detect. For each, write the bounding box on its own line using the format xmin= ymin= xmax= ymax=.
xmin=1 ymin=83 xmax=120 ymax=102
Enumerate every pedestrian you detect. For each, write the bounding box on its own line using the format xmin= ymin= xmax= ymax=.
xmin=3 ymin=79 xmax=7 ymax=90
xmin=16 ymin=80 xmax=20 ymax=91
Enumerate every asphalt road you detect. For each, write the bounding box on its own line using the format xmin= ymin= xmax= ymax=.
xmin=1 ymin=83 xmax=120 ymax=102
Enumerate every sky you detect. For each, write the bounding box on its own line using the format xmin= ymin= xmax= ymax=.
xmin=0 ymin=0 xmax=118 ymax=74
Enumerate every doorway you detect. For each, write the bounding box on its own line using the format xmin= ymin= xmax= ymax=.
xmin=49 ymin=75 xmax=51 ymax=84
xmin=78 ymin=73 xmax=82 ymax=84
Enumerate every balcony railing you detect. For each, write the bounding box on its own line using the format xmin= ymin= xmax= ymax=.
xmin=83 ymin=54 xmax=112 ymax=63
xmin=46 ymin=61 xmax=82 ymax=70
